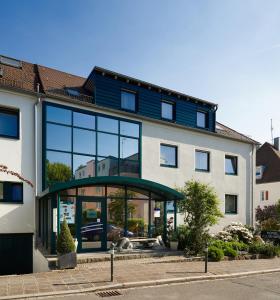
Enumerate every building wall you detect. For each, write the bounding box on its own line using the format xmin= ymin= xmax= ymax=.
xmin=0 ymin=89 xmax=36 ymax=233
xmin=255 ymin=181 xmax=280 ymax=209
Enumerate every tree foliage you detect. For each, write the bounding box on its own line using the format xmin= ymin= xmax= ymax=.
xmin=177 ymin=180 xmax=223 ymax=254
xmin=255 ymin=201 xmax=280 ymax=231
xmin=57 ymin=218 xmax=75 ymax=254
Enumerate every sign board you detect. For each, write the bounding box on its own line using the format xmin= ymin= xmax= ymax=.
xmin=60 ymin=201 xmax=75 ymax=224
xmin=154 ymin=208 xmax=160 ymax=218
xmin=53 ymin=208 xmax=57 ymax=233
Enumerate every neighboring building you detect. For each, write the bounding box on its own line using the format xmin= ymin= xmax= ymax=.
xmin=0 ymin=54 xmax=257 ymax=275
xmin=255 ymin=139 xmax=280 ymax=210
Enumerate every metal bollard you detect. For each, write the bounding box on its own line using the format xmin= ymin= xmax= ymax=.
xmin=110 ymin=243 xmax=116 ymax=282
xmin=205 ymin=242 xmax=208 ymax=273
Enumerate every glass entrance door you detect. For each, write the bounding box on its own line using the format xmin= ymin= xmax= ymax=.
xmin=77 ymin=197 xmax=106 ymax=252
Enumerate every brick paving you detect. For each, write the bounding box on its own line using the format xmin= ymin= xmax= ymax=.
xmin=0 ymin=256 xmax=280 ymax=298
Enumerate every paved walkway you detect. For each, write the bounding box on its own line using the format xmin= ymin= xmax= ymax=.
xmin=0 ymin=256 xmax=280 ymax=298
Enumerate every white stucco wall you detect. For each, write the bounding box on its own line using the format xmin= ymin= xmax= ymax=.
xmin=0 ymin=89 xmax=36 ymax=233
xmin=255 ymin=182 xmax=280 ymax=209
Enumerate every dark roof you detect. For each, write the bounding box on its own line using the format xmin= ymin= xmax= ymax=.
xmin=0 ymin=54 xmax=257 ymax=145
xmin=256 ymin=142 xmax=280 ymax=184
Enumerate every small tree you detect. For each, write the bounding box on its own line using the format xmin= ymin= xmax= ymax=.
xmin=177 ymin=180 xmax=223 ymax=254
xmin=57 ymin=219 xmax=75 ymax=254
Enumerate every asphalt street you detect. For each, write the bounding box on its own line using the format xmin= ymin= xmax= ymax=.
xmin=48 ymin=272 xmax=280 ymax=300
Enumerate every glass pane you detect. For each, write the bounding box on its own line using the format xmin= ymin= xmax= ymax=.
xmin=120 ymin=121 xmax=139 ymax=138
xmin=127 ymin=187 xmax=149 ymax=199
xmin=121 ymin=91 xmax=136 ymax=111
xmin=78 ymin=186 xmax=105 ymax=196
xmin=97 ymin=157 xmax=118 ymax=176
xmin=46 ymin=105 xmax=71 ymax=125
xmin=0 ymin=183 xmax=3 ymax=200
xmin=195 ymin=151 xmax=209 ymax=171
xmin=161 ymin=102 xmax=173 ymax=120
xmin=73 ymin=112 xmax=95 ymax=129
xmin=97 ymin=133 xmax=118 ymax=158
xmin=151 ymin=201 xmax=164 ymax=237
xmin=225 ymin=156 xmax=237 ymax=174
xmin=107 ymin=186 xmax=125 ymax=198
xmin=97 ymin=116 xmax=118 ymax=133
xmin=81 ymin=201 xmax=103 ymax=249
xmin=73 ymin=155 xmax=95 ymax=179
xmin=0 ymin=110 xmax=18 ymax=138
xmin=11 ymin=184 xmax=22 ymax=202
xmin=160 ymin=145 xmax=176 ymax=167
xmin=197 ymin=112 xmax=206 ymax=128
xmin=73 ymin=128 xmax=96 ymax=155
xmin=46 ymin=151 xmax=72 ymax=185
xmin=46 ymin=123 xmax=71 ymax=151
xmin=225 ymin=195 xmax=237 ymax=213
xmin=59 ymin=197 xmax=76 ymax=238
xmin=127 ymin=200 xmax=149 ymax=238
xmin=120 ymin=137 xmax=138 ymax=160
xmin=120 ymin=159 xmax=139 ymax=178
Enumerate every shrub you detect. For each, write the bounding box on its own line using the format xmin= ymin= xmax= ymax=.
xmin=222 ymin=222 xmax=253 ymax=244
xmin=57 ymin=219 xmax=75 ymax=255
xmin=177 ymin=225 xmax=190 ymax=250
xmin=215 ymin=230 xmax=233 ymax=242
xmin=223 ymin=246 xmax=238 ymax=258
xmin=249 ymin=242 xmax=263 ymax=254
xmin=260 ymin=218 xmax=280 ymax=231
xmin=127 ymin=218 xmax=145 ymax=235
xmin=229 ymin=241 xmax=249 ymax=251
xmin=260 ymin=244 xmax=280 ymax=258
xmin=208 ymin=246 xmax=224 ymax=261
xmin=256 ymin=205 xmax=279 ymax=223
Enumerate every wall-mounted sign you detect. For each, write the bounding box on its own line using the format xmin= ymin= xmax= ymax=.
xmin=60 ymin=201 xmax=75 ymax=224
xmin=154 ymin=208 xmax=161 ymax=218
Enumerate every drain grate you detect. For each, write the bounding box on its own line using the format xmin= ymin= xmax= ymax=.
xmin=96 ymin=290 xmax=122 ymax=298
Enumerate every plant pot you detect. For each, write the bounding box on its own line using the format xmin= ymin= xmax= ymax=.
xmin=170 ymin=241 xmax=178 ymax=251
xmin=57 ymin=252 xmax=77 ymax=269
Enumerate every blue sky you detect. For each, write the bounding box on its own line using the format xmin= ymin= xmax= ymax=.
xmin=1 ymin=0 xmax=280 ymax=143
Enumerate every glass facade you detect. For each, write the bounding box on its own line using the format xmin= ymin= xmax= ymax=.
xmin=44 ymin=103 xmax=141 ymax=188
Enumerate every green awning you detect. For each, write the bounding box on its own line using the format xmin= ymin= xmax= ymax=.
xmin=40 ymin=176 xmax=183 ymax=200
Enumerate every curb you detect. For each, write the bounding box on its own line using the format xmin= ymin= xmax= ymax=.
xmin=1 ymin=268 xmax=280 ymax=300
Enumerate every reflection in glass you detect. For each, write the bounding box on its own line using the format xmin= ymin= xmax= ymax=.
xmin=121 ymin=91 xmax=136 ymax=111
xmin=97 ymin=157 xmax=118 ymax=176
xmin=46 ymin=151 xmax=71 ymax=185
xmin=127 ymin=200 xmax=148 ymax=237
xmin=0 ymin=110 xmax=18 ymax=138
xmin=195 ymin=151 xmax=209 ymax=171
xmin=47 ymin=124 xmax=71 ymax=151
xmin=160 ymin=144 xmax=177 ymax=167
xmin=161 ymin=102 xmax=174 ymax=120
xmin=197 ymin=111 xmax=206 ymax=128
xmin=97 ymin=116 xmax=118 ymax=133
xmin=73 ymin=112 xmax=95 ymax=129
xmin=120 ymin=137 xmax=138 ymax=159
xmin=73 ymin=128 xmax=95 ymax=155
xmin=151 ymin=201 xmax=164 ymax=237
xmin=120 ymin=160 xmax=139 ymax=178
xmin=59 ymin=197 xmax=76 ymax=238
xmin=73 ymin=155 xmax=95 ymax=179
xmin=46 ymin=106 xmax=71 ymax=125
xmin=78 ymin=186 xmax=105 ymax=196
xmin=225 ymin=156 xmax=237 ymax=175
xmin=127 ymin=187 xmax=149 ymax=199
xmin=120 ymin=121 xmax=139 ymax=138
xmin=97 ymin=133 xmax=118 ymax=157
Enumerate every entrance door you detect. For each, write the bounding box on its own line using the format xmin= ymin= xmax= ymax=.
xmin=77 ymin=197 xmax=106 ymax=252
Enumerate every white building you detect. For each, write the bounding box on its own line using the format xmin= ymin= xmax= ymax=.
xmin=0 ymin=55 xmax=257 ymax=275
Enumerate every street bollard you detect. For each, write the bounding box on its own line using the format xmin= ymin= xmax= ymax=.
xmin=110 ymin=243 xmax=115 ymax=282
xmin=205 ymin=242 xmax=208 ymax=273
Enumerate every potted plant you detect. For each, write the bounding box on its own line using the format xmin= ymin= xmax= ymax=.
xmin=169 ymin=230 xmax=178 ymax=251
xmin=57 ymin=218 xmax=77 ymax=269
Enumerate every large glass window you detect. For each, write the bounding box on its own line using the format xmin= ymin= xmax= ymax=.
xmin=161 ymin=101 xmax=174 ymax=121
xmin=225 ymin=155 xmax=238 ymax=175
xmin=195 ymin=150 xmax=210 ymax=172
xmin=121 ymin=90 xmax=136 ymax=112
xmin=160 ymin=144 xmax=177 ymax=168
xmin=44 ymin=103 xmax=141 ymax=188
xmin=225 ymin=194 xmax=238 ymax=214
xmin=0 ymin=107 xmax=19 ymax=139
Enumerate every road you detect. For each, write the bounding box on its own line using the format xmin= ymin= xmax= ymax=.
xmin=49 ymin=273 xmax=280 ymax=300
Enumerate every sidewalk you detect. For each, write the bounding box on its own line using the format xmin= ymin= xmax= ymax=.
xmin=0 ymin=256 xmax=280 ymax=299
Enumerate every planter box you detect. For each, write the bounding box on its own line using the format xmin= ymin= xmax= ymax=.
xmin=170 ymin=241 xmax=178 ymax=251
xmin=57 ymin=252 xmax=77 ymax=269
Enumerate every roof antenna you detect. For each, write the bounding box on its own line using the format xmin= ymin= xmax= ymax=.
xmin=271 ymin=118 xmax=274 ymax=144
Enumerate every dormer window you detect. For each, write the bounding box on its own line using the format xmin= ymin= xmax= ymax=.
xmin=121 ymin=90 xmax=136 ymax=112
xmin=161 ymin=101 xmax=175 ymax=121
xmin=197 ymin=111 xmax=208 ymax=128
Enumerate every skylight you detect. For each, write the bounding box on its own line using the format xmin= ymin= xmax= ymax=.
xmin=0 ymin=56 xmax=22 ymax=68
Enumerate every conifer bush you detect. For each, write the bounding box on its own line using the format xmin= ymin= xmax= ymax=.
xmin=57 ymin=219 xmax=75 ymax=255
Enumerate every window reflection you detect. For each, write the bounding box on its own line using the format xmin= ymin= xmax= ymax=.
xmin=46 ymin=151 xmax=71 ymax=185
xmin=73 ymin=155 xmax=95 ymax=179
xmin=73 ymin=112 xmax=95 ymax=129
xmin=46 ymin=106 xmax=71 ymax=125
xmin=73 ymin=128 xmax=96 ymax=155
xmin=120 ymin=137 xmax=138 ymax=159
xmin=120 ymin=160 xmax=139 ymax=178
xmin=160 ymin=144 xmax=177 ymax=167
xmin=47 ymin=124 xmax=71 ymax=151
xmin=97 ymin=157 xmax=118 ymax=176
xmin=97 ymin=117 xmax=118 ymax=133
xmin=120 ymin=121 xmax=139 ymax=138
xmin=97 ymin=133 xmax=118 ymax=157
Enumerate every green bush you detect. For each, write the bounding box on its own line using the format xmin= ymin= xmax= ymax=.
xmin=249 ymin=242 xmax=280 ymax=257
xmin=223 ymin=246 xmax=238 ymax=258
xmin=177 ymin=225 xmax=190 ymax=250
xmin=57 ymin=219 xmax=75 ymax=255
xmin=249 ymin=242 xmax=263 ymax=254
xmin=208 ymin=246 xmax=224 ymax=261
xmin=127 ymin=218 xmax=145 ymax=234
xmin=228 ymin=241 xmax=249 ymax=252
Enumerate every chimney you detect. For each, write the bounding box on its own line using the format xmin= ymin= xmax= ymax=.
xmin=274 ymin=137 xmax=280 ymax=150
